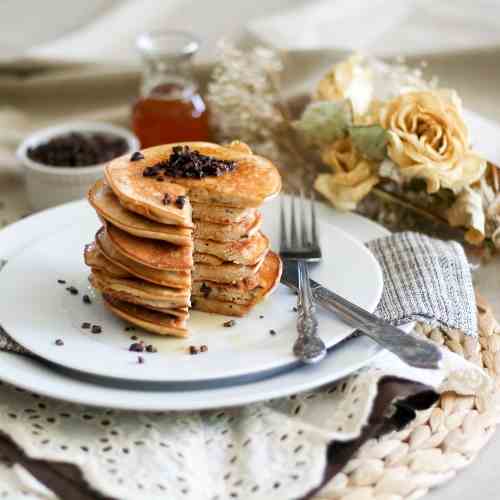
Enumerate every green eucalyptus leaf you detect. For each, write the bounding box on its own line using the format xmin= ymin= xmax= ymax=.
xmin=349 ymin=125 xmax=388 ymax=161
xmin=294 ymin=100 xmax=353 ymax=144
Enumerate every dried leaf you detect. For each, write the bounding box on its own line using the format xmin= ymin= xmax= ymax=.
xmin=294 ymin=100 xmax=353 ymax=145
xmin=349 ymin=125 xmax=388 ymax=161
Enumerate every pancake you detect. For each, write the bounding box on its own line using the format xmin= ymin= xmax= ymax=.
xmin=106 ymin=223 xmax=193 ymax=271
xmin=192 ymin=202 xmax=256 ymax=225
xmin=89 ymin=270 xmax=190 ymax=309
xmin=192 ymin=255 xmax=266 ymax=284
xmin=103 ymin=295 xmax=188 ymax=337
xmin=95 ymin=227 xmax=191 ymax=289
xmin=193 ymin=212 xmax=262 ymax=242
xmin=104 ymin=141 xmax=282 ymax=208
xmin=104 ymin=153 xmax=192 ymax=227
xmin=194 ymin=232 xmax=269 ymax=266
xmin=192 ymin=251 xmax=282 ymax=305
xmin=89 ymin=180 xmax=192 ymax=246
xmin=84 ymin=243 xmax=130 ymax=278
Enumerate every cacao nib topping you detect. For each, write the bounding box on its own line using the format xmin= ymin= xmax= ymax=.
xmin=82 ymin=294 xmax=92 ymax=304
xmin=189 ymin=345 xmax=199 ymax=355
xmin=175 ymin=195 xmax=186 ymax=209
xmin=66 ymin=286 xmax=78 ymax=295
xmin=143 ymin=146 xmax=236 ymax=180
xmin=138 ymin=355 xmax=144 ymax=364
xmin=55 ymin=339 xmax=64 ymax=346
xmin=130 ymin=151 xmax=144 ymax=162
xmin=57 ymin=279 xmax=66 ymax=284
xmin=200 ymin=345 xmax=208 ymax=353
xmin=129 ymin=342 xmax=144 ymax=352
xmin=162 ymin=193 xmax=171 ymax=205
xmin=81 ymin=322 xmax=91 ymax=329
xmin=269 ymin=329 xmax=277 ymax=336
xmin=146 ymin=344 xmax=157 ymax=353
xmin=223 ymin=320 xmax=236 ymax=328
xmin=28 ymin=132 xmax=128 ymax=167
xmin=200 ymin=282 xmax=211 ymax=298
xmin=91 ymin=325 xmax=102 ymax=334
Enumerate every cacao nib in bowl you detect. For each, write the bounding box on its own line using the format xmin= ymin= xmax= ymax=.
xmin=17 ymin=122 xmax=139 ymax=212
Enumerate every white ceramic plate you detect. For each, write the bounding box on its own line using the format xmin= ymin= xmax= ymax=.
xmin=0 ymin=199 xmax=390 ymax=411
xmin=0 ymin=196 xmax=383 ymax=383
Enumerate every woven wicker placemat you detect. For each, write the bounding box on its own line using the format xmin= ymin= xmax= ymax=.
xmin=315 ymin=290 xmax=498 ymax=500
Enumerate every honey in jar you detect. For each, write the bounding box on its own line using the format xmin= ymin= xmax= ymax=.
xmin=132 ymin=31 xmax=210 ymax=148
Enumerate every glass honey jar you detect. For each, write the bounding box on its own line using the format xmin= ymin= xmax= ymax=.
xmin=132 ymin=30 xmax=210 ymax=148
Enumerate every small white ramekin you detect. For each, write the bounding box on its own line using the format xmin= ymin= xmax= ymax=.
xmin=17 ymin=121 xmax=140 ymax=212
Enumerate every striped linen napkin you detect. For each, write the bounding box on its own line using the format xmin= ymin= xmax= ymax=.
xmin=0 ymin=231 xmax=477 ymax=354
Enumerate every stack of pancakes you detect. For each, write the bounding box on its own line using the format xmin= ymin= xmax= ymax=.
xmin=84 ymin=141 xmax=282 ymax=336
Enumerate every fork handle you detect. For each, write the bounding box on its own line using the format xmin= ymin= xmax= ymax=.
xmin=310 ymin=281 xmax=442 ymax=370
xmin=295 ymin=262 xmax=326 ymax=363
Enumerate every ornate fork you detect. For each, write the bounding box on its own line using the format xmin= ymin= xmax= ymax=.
xmin=280 ymin=193 xmax=327 ymax=364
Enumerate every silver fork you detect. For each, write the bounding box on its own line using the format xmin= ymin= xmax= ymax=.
xmin=280 ymin=192 xmax=327 ymax=364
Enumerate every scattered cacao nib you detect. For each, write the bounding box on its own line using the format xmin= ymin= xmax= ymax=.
xmin=57 ymin=279 xmax=66 ymax=284
xmin=28 ymin=132 xmax=128 ymax=167
xmin=163 ymin=193 xmax=171 ymax=205
xmin=292 ymin=306 xmax=298 ymax=312
xmin=259 ymin=315 xmax=264 ymax=319
xmin=223 ymin=320 xmax=236 ymax=328
xmin=129 ymin=342 xmax=144 ymax=352
xmin=156 ymin=176 xmax=164 ymax=182
xmin=200 ymin=345 xmax=208 ymax=353
xmin=82 ymin=294 xmax=92 ymax=305
xmin=146 ymin=344 xmax=157 ymax=353
xmin=130 ymin=151 xmax=144 ymax=162
xmin=138 ymin=356 xmax=144 ymax=364
xmin=125 ymin=326 xmax=135 ymax=332
xmin=91 ymin=325 xmax=102 ymax=334
xmin=81 ymin=322 xmax=91 ymax=329
xmin=269 ymin=329 xmax=277 ymax=336
xmin=175 ymin=195 xmax=186 ymax=209
xmin=189 ymin=345 xmax=199 ymax=355
xmin=146 ymin=146 xmax=237 ymax=179
xmin=130 ymin=335 xmax=138 ymax=340
xmin=200 ymin=283 xmax=211 ymax=298
xmin=55 ymin=339 xmax=64 ymax=346
xmin=66 ymin=286 xmax=78 ymax=295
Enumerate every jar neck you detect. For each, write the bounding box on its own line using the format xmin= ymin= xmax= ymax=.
xmin=140 ymin=54 xmax=197 ymax=99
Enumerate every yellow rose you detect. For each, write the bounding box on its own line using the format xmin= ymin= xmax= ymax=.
xmin=315 ymin=138 xmax=379 ymax=211
xmin=315 ymin=54 xmax=373 ymax=116
xmin=379 ymin=90 xmax=486 ymax=194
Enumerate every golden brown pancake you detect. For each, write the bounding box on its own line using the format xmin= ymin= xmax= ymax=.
xmin=192 ymin=251 xmax=282 ymax=305
xmin=95 ymin=227 xmax=191 ymax=289
xmin=192 ymin=202 xmax=257 ymax=225
xmin=106 ymin=223 xmax=193 ymax=271
xmin=103 ymin=295 xmax=188 ymax=337
xmin=105 ymin=141 xmax=281 ymax=208
xmin=192 ymin=255 xmax=266 ymax=284
xmin=194 ymin=232 xmax=269 ymax=266
xmin=84 ymin=243 xmax=130 ymax=278
xmin=193 ymin=212 xmax=262 ymax=242
xmin=89 ymin=270 xmax=190 ymax=309
xmin=88 ymin=180 xmax=192 ymax=246
xmin=104 ymin=154 xmax=192 ymax=227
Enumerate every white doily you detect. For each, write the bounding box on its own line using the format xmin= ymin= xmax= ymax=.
xmin=0 ymin=371 xmax=382 ymax=500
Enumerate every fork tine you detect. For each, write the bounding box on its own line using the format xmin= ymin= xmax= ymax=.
xmin=300 ymin=189 xmax=309 ymax=246
xmin=310 ymin=190 xmax=319 ymax=247
xmin=280 ymin=195 xmax=288 ymax=250
xmin=290 ymin=195 xmax=299 ymax=247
